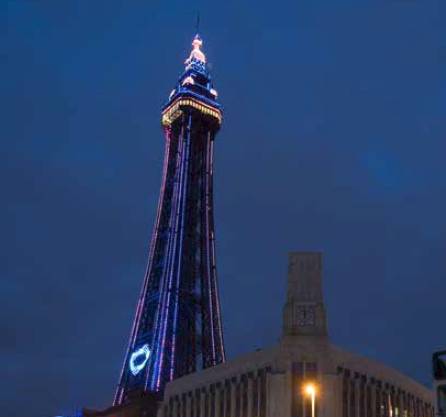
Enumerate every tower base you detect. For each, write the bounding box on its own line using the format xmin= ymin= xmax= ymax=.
xmin=83 ymin=391 xmax=160 ymax=417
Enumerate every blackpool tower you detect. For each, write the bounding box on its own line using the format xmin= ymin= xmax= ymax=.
xmin=114 ymin=34 xmax=225 ymax=405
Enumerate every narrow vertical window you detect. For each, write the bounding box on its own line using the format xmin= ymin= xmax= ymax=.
xmin=253 ymin=375 xmax=259 ymax=417
xmin=235 ymin=381 xmax=241 ymax=417
xmin=225 ymin=380 xmax=231 ymax=417
xmin=350 ymin=380 xmax=356 ymax=417
xmin=210 ymin=385 xmax=215 ymax=417
xmin=242 ymin=375 xmax=248 ymax=417
xmin=260 ymin=369 xmax=267 ymax=417
xmin=342 ymin=371 xmax=349 ymax=417
xmin=292 ymin=363 xmax=304 ymax=417
xmin=196 ymin=389 xmax=201 ymax=417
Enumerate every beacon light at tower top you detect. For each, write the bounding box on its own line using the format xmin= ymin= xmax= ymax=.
xmin=185 ymin=34 xmax=206 ymax=66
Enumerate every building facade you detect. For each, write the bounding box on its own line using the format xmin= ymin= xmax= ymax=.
xmin=159 ymin=253 xmax=434 ymax=417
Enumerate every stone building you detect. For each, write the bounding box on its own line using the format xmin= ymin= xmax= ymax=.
xmin=158 ymin=252 xmax=434 ymax=417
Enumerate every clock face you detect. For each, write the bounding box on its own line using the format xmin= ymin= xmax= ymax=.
xmin=129 ymin=344 xmax=151 ymax=376
xmin=297 ymin=306 xmax=315 ymax=327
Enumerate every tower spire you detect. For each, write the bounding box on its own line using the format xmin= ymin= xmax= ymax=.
xmin=196 ymin=12 xmax=200 ymax=34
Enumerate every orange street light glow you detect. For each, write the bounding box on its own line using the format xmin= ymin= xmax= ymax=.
xmin=303 ymin=383 xmax=317 ymax=417
xmin=304 ymin=383 xmax=317 ymax=397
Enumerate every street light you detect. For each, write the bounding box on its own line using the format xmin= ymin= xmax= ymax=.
xmin=303 ymin=383 xmax=317 ymax=417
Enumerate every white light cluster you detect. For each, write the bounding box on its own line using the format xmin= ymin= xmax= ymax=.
xmin=182 ymin=76 xmax=195 ymax=86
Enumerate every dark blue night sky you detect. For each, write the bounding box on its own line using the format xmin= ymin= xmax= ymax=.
xmin=2 ymin=1 xmax=446 ymax=416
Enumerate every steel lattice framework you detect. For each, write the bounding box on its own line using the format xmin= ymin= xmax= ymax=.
xmin=115 ymin=34 xmax=225 ymax=405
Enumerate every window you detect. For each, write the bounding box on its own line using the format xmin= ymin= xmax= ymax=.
xmin=437 ymin=385 xmax=446 ymax=417
xmin=242 ymin=375 xmax=248 ymax=417
xmin=219 ymin=386 xmax=224 ymax=417
xmin=225 ymin=380 xmax=231 ymax=417
xmin=195 ymin=389 xmax=201 ymax=417
xmin=259 ymin=369 xmax=267 ymax=417
xmin=253 ymin=376 xmax=259 ymax=417
xmin=168 ymin=398 xmax=173 ymax=417
xmin=181 ymin=394 xmax=187 ymax=417
xmin=210 ymin=385 xmax=215 ymax=417
xmin=342 ymin=372 xmax=349 ymax=417
xmin=350 ymin=380 xmax=356 ymax=417
xmin=235 ymin=382 xmax=241 ymax=417
xmin=359 ymin=376 xmax=366 ymax=417
xmin=376 ymin=385 xmax=382 ymax=417
xmin=205 ymin=390 xmax=209 ymax=417
xmin=292 ymin=363 xmax=304 ymax=417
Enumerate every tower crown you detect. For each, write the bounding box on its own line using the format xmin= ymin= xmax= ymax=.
xmin=162 ymin=34 xmax=221 ymax=127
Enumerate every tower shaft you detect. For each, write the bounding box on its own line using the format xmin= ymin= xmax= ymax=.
xmin=115 ymin=35 xmax=225 ymax=405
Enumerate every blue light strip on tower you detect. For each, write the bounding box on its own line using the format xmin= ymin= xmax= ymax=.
xmin=170 ymin=114 xmax=192 ymax=380
xmin=161 ymin=120 xmax=189 ymax=387
xmin=153 ymin=126 xmax=186 ymax=390
xmin=205 ymin=132 xmax=217 ymax=364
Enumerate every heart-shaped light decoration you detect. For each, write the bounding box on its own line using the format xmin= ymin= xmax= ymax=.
xmin=129 ymin=344 xmax=151 ymax=376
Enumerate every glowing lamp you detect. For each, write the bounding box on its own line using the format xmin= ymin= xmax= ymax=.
xmin=304 ymin=383 xmax=316 ymax=397
xmin=182 ymin=76 xmax=195 ymax=86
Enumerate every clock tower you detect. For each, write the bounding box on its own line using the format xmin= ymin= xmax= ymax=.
xmin=282 ymin=252 xmax=328 ymax=338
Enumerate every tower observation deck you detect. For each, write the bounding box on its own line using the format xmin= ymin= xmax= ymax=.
xmin=114 ymin=34 xmax=225 ymax=405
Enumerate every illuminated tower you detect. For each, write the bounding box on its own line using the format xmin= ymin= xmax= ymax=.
xmin=114 ymin=34 xmax=225 ymax=405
